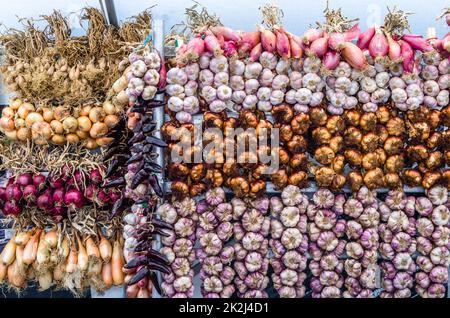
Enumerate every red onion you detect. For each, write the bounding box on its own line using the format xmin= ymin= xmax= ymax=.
xmin=23 ymin=185 xmax=38 ymax=203
xmin=73 ymin=170 xmax=83 ymax=188
xmin=49 ymin=176 xmax=64 ymax=189
xmin=357 ymin=27 xmax=375 ymax=49
xmin=402 ymin=34 xmax=433 ymax=52
xmin=400 ymin=40 xmax=415 ymax=73
xmin=50 ymin=206 xmax=67 ymax=217
xmin=369 ymin=29 xmax=389 ymax=58
xmin=37 ymin=191 xmax=54 ymax=211
xmin=52 ymin=188 xmax=65 ymax=207
xmin=6 ymin=184 xmax=22 ymax=202
xmin=33 ymin=174 xmax=47 ymax=190
xmin=64 ymin=189 xmax=85 ymax=209
xmin=3 ymin=201 xmax=22 ymax=216
xmin=223 ymin=41 xmax=237 ymax=58
xmin=16 ymin=173 xmax=33 ymax=187
xmin=0 ymin=187 xmax=7 ymax=201
xmin=89 ymin=169 xmax=103 ymax=185
xmin=108 ymin=189 xmax=121 ymax=203
xmin=97 ymin=190 xmax=110 ymax=206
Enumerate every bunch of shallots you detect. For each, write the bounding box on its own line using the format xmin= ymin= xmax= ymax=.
xmin=269 ymin=186 xmax=309 ymax=298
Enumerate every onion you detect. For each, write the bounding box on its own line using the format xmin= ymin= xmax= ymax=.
xmin=126 ymin=284 xmax=140 ymax=298
xmin=0 ymin=117 xmax=15 ymax=131
xmin=89 ymin=107 xmax=105 ymax=123
xmin=23 ymin=185 xmax=38 ymax=202
xmin=37 ymin=191 xmax=54 ymax=211
xmin=62 ymin=116 xmax=78 ymax=133
xmin=6 ymin=184 xmax=22 ymax=202
xmin=22 ymin=230 xmax=41 ymax=265
xmin=64 ymin=189 xmax=85 ymax=209
xmin=103 ymin=101 xmax=116 ymax=115
xmin=53 ymin=106 xmax=70 ymax=121
xmin=340 ymin=42 xmax=368 ymax=70
xmin=387 ymin=34 xmax=401 ymax=61
xmin=104 ymin=115 xmax=120 ymax=129
xmin=84 ymin=138 xmax=98 ymax=150
xmin=17 ymin=173 xmax=33 ymax=187
xmin=369 ymin=29 xmax=389 ymax=58
xmin=1 ymin=238 xmax=16 ymax=266
xmin=3 ymin=201 xmax=22 ymax=216
xmin=25 ymin=112 xmax=44 ymax=127
xmin=50 ymin=120 xmax=64 ymax=134
xmin=357 ymin=28 xmax=376 ymax=49
xmin=33 ymin=174 xmax=46 ymax=190
xmin=76 ymin=130 xmax=90 ymax=140
xmin=76 ymin=235 xmax=89 ymax=271
xmin=17 ymin=103 xmax=35 ymax=119
xmin=44 ymin=230 xmax=58 ymax=248
xmin=99 ymin=234 xmax=112 ymax=263
xmin=77 ymin=116 xmax=92 ymax=132
xmin=65 ymin=247 xmax=78 ymax=274
xmin=102 ymin=262 xmax=113 ymax=288
xmin=90 ymin=122 xmax=109 ymax=139
xmin=400 ymin=40 xmax=414 ymax=73
xmin=17 ymin=128 xmax=31 ymax=141
xmin=95 ymin=137 xmax=114 ymax=147
xmin=65 ymin=133 xmax=80 ymax=144
xmin=89 ymin=169 xmax=103 ymax=185
xmin=2 ymin=107 xmax=15 ymax=118
xmin=42 ymin=108 xmax=54 ymax=122
xmin=31 ymin=121 xmax=52 ymax=140
xmin=15 ymin=232 xmax=31 ymax=246
xmin=79 ymin=105 xmax=93 ymax=116
xmin=52 ymin=188 xmax=65 ymax=207
xmin=112 ymin=240 xmax=125 ymax=285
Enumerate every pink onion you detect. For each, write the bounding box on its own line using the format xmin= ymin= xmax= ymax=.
xmin=443 ymin=34 xmax=450 ymax=52
xmin=357 ymin=27 xmax=375 ymax=50
xmin=329 ymin=33 xmax=345 ymax=51
xmin=400 ymin=40 xmax=415 ymax=73
xmin=16 ymin=173 xmax=33 ymax=187
xmin=323 ymin=50 xmax=341 ymax=70
xmin=33 ymin=174 xmax=47 ymax=190
xmin=250 ymin=43 xmax=263 ymax=62
xmin=340 ymin=42 xmax=368 ymax=70
xmin=223 ymin=41 xmax=237 ymax=58
xmin=275 ymin=28 xmax=291 ymax=59
xmin=211 ymin=26 xmax=241 ymax=42
xmin=369 ymin=29 xmax=389 ymax=58
xmin=309 ymin=35 xmax=329 ymax=57
xmin=259 ymin=27 xmax=276 ymax=53
xmin=64 ymin=189 xmax=85 ymax=209
xmin=344 ymin=24 xmax=361 ymax=41
xmin=204 ymin=35 xmax=223 ymax=57
xmin=23 ymin=185 xmax=38 ymax=202
xmin=387 ymin=34 xmax=402 ymax=61
xmin=239 ymin=31 xmax=261 ymax=55
xmin=289 ymin=36 xmax=303 ymax=59
xmin=186 ymin=37 xmax=205 ymax=59
xmin=303 ymin=28 xmax=323 ymax=45
xmin=402 ymin=34 xmax=434 ymax=52
xmin=5 ymin=184 xmax=22 ymax=202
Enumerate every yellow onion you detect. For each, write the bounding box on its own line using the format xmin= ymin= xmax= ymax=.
xmin=104 ymin=115 xmax=120 ymax=129
xmin=14 ymin=118 xmax=26 ymax=129
xmin=1 ymin=238 xmax=16 ymax=266
xmin=95 ymin=137 xmax=114 ymax=147
xmin=80 ymin=105 xmax=93 ymax=116
xmin=17 ymin=103 xmax=35 ymax=119
xmin=25 ymin=112 xmax=44 ymax=127
xmin=62 ymin=116 xmax=78 ymax=133
xmin=42 ymin=108 xmax=54 ymax=122
xmin=2 ymin=107 xmax=15 ymax=118
xmin=31 ymin=122 xmax=52 ymax=140
xmin=0 ymin=117 xmax=15 ymax=131
xmin=50 ymin=120 xmax=64 ymax=134
xmin=89 ymin=107 xmax=105 ymax=123
xmin=90 ymin=122 xmax=108 ymax=139
xmin=76 ymin=130 xmax=90 ymax=140
xmin=10 ymin=98 xmax=22 ymax=110
xmin=54 ymin=106 xmax=70 ymax=121
xmin=103 ymin=101 xmax=116 ymax=115
xmin=52 ymin=134 xmax=66 ymax=145
xmin=112 ymin=76 xmax=127 ymax=93
xmin=84 ymin=138 xmax=98 ymax=150
xmin=17 ymin=128 xmax=31 ymax=141
xmin=66 ymin=133 xmax=80 ymax=144
xmin=77 ymin=116 xmax=92 ymax=132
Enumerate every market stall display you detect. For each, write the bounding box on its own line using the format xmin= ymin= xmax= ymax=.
xmin=0 ymin=1 xmax=449 ymax=299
